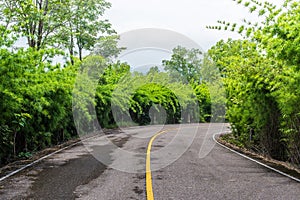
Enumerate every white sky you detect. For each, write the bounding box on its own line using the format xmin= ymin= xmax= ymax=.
xmin=104 ymin=0 xmax=284 ymax=51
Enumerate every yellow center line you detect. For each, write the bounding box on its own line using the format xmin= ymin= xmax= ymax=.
xmin=146 ymin=128 xmax=177 ymax=200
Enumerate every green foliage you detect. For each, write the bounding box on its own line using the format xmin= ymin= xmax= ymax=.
xmin=0 ymin=0 xmax=114 ymax=62
xmin=130 ymin=83 xmax=181 ymax=125
xmin=162 ymin=46 xmax=203 ymax=84
xmin=18 ymin=151 xmax=33 ymax=159
xmin=0 ymin=0 xmax=69 ymax=49
xmin=95 ymin=64 xmax=199 ymax=127
xmin=60 ymin=0 xmax=115 ymax=61
xmin=208 ymin=0 xmax=300 ymax=164
xmin=95 ymin=61 xmax=131 ymax=128
xmin=92 ymin=35 xmax=126 ymax=61
xmin=0 ymin=43 xmax=213 ymax=166
xmin=193 ymin=84 xmax=211 ymax=122
xmin=162 ymin=46 xmax=217 ymax=122
xmin=0 ymin=2 xmax=213 ymax=167
xmin=0 ymin=46 xmax=78 ymax=165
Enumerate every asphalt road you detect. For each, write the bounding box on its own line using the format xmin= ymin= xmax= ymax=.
xmin=0 ymin=123 xmax=299 ymax=200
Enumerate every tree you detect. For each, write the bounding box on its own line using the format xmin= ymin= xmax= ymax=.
xmin=0 ymin=0 xmax=114 ymax=62
xmin=162 ymin=46 xmax=214 ymax=122
xmin=162 ymin=46 xmax=203 ymax=84
xmin=92 ymin=35 xmax=125 ymax=61
xmin=60 ymin=0 xmax=115 ymax=62
xmin=0 ymin=0 xmax=68 ymax=50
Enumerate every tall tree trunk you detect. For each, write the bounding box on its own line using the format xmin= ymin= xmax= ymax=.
xmin=37 ymin=0 xmax=48 ymax=50
xmin=69 ymin=27 xmax=75 ymax=65
xmin=13 ymin=131 xmax=17 ymax=157
xmin=79 ymin=46 xmax=83 ymax=61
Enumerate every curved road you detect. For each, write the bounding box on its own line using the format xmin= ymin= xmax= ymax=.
xmin=0 ymin=123 xmax=299 ymax=200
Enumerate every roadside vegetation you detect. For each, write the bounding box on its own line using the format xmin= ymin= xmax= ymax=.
xmin=1 ymin=0 xmax=298 ymax=170
xmin=0 ymin=0 xmax=115 ymax=165
xmin=208 ymin=0 xmax=300 ymax=166
xmin=0 ymin=0 xmax=212 ymax=166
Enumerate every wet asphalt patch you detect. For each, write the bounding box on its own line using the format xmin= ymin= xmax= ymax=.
xmin=27 ymin=134 xmax=129 ymax=200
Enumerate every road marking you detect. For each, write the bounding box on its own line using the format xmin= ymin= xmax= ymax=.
xmin=213 ymin=133 xmax=300 ymax=183
xmin=146 ymin=130 xmax=166 ymax=200
xmin=146 ymin=128 xmax=177 ymax=200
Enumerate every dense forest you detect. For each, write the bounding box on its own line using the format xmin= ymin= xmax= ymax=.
xmin=0 ymin=0 xmax=300 ymax=169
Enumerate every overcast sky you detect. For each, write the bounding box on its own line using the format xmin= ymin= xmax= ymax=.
xmin=104 ymin=0 xmax=284 ymax=51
